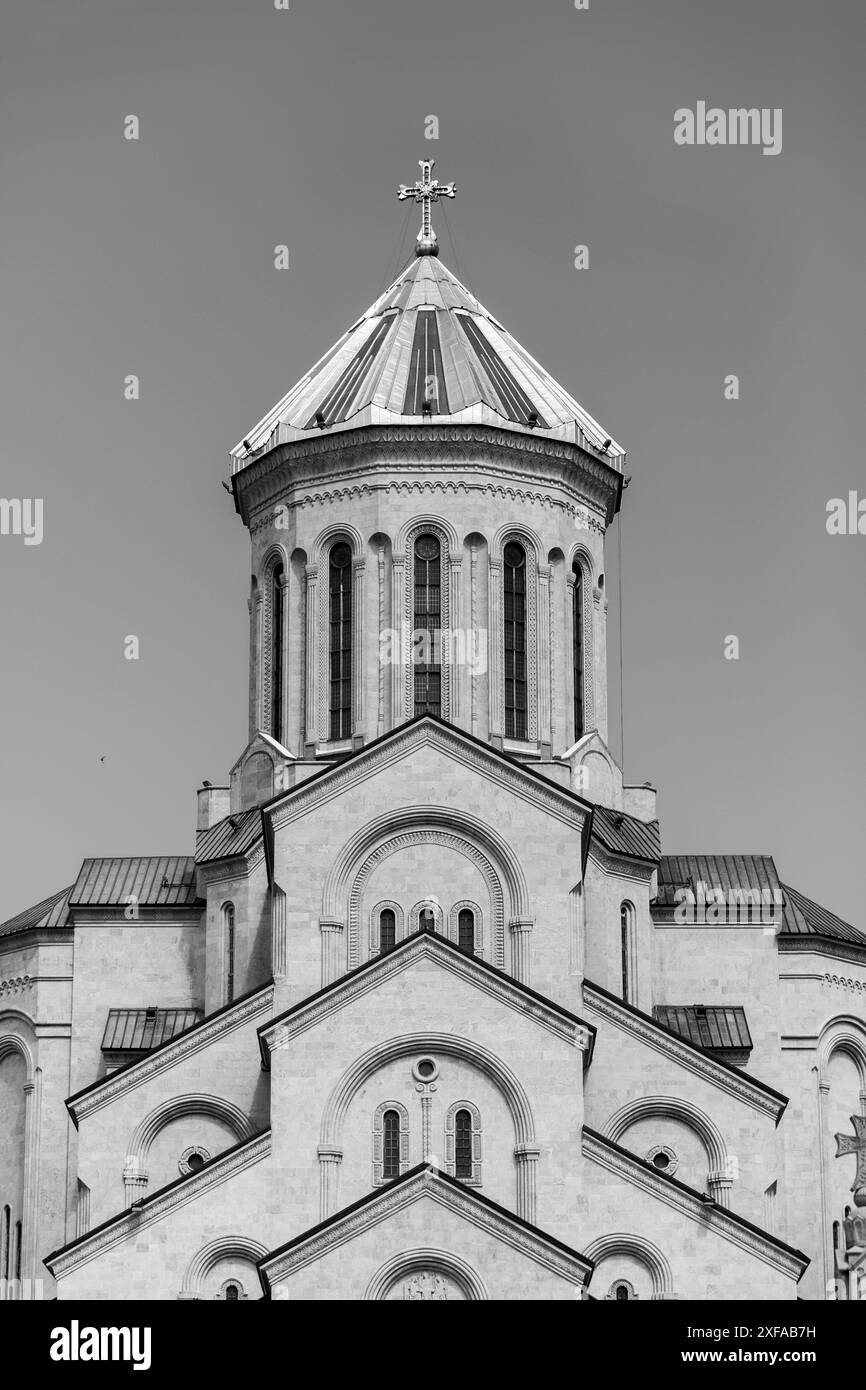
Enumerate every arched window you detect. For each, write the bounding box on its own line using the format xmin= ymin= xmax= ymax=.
xmin=271 ymin=563 xmax=285 ymax=743
xmin=620 ymin=901 xmax=635 ymax=1004
xmin=504 ymin=542 xmax=527 ymax=739
xmin=224 ymin=903 xmax=236 ymax=1005
xmin=457 ymin=908 xmax=474 ymax=955
xmin=413 ymin=535 xmax=441 ymax=717
xmin=225 ymin=1283 xmax=239 ymax=1301
xmin=328 ymin=542 xmax=353 ymax=741
xmin=379 ymin=908 xmax=396 ymax=953
xmin=454 ymin=1109 xmax=473 ymax=1177
xmin=608 ymin=1279 xmax=637 ymax=1301
xmin=382 ymin=1110 xmax=401 ymax=1181
xmin=373 ymin=1101 xmax=409 ymax=1185
xmin=573 ymin=562 xmax=584 ymax=740
xmin=445 ymin=1102 xmax=482 ymax=1184
xmin=418 ymin=906 xmax=435 ymax=933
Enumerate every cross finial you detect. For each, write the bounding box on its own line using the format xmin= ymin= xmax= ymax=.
xmin=835 ymin=1114 xmax=866 ymax=1208
xmin=397 ymin=159 xmax=456 ymax=258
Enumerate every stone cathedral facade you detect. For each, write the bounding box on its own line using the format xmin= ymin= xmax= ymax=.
xmin=2 ymin=167 xmax=865 ymax=1301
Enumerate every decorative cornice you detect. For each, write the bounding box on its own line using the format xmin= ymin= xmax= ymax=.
xmin=235 ymin=424 xmax=619 ymax=521
xmin=46 ymin=1132 xmax=272 ymax=1279
xmin=0 ymin=974 xmax=33 ymax=998
xmin=582 ymin=1130 xmax=807 ymax=1280
xmin=777 ymin=935 xmax=866 ymax=967
xmin=68 ymin=985 xmax=274 ymax=1125
xmin=261 ymin=932 xmax=590 ymax=1051
xmin=582 ymin=982 xmax=786 ymax=1122
xmin=588 ymin=843 xmax=656 ymax=883
xmin=258 ymin=1166 xmax=593 ymax=1290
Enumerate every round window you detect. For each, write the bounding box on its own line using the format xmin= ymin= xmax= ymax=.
xmin=646 ymin=1144 xmax=678 ymax=1176
xmin=415 ymin=535 xmax=440 ymax=561
xmin=179 ymin=1145 xmax=212 ymax=1176
xmin=411 ymin=1056 xmax=440 ymax=1084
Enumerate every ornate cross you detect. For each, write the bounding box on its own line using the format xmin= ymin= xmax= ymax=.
xmin=397 ymin=159 xmax=456 ymax=257
xmin=835 ymin=1114 xmax=866 ymax=1206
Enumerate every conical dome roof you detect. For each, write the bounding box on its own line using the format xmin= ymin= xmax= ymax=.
xmin=231 ymin=254 xmax=623 ymax=468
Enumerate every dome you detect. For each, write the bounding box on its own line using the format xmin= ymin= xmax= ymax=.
xmin=230 ymin=254 xmax=624 ymax=470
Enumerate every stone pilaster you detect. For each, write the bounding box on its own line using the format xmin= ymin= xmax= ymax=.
xmin=514 ymin=1144 xmax=540 ymax=1224
xmin=317 ymin=1146 xmax=343 ymax=1220
xmin=319 ymin=918 xmax=345 ymax=985
xmin=509 ymin=917 xmax=534 ymax=984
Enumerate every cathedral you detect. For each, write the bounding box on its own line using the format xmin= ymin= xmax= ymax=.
xmin=2 ymin=162 xmax=865 ymax=1302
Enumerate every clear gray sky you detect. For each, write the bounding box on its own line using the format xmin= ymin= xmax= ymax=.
xmin=1 ymin=0 xmax=863 ymax=924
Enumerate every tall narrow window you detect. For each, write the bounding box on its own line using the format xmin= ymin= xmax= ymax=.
xmin=382 ymin=1110 xmax=400 ymax=1180
xmin=14 ymin=1221 xmax=21 ymax=1282
xmin=413 ymin=534 xmax=441 ymax=717
xmin=1 ymin=1206 xmax=9 ymax=1281
xmin=271 ymin=563 xmax=284 ymax=743
xmin=457 ymin=908 xmax=474 ymax=955
xmin=379 ymin=908 xmax=396 ymax=952
xmin=504 ymin=542 xmax=527 ymax=739
xmin=454 ymin=1109 xmax=473 ymax=1178
xmin=328 ymin=543 xmax=353 ymax=740
xmin=620 ymin=901 xmax=634 ymax=1003
xmin=573 ymin=563 xmax=584 ymax=740
xmin=225 ymin=903 xmax=236 ymax=1005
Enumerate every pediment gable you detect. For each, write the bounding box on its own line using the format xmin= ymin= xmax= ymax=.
xmin=258 ymin=1164 xmax=593 ymax=1299
xmin=263 ymin=717 xmax=592 ymax=843
xmin=259 ymin=930 xmax=594 ymax=1059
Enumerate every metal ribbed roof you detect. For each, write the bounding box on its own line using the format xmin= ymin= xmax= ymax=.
xmin=0 ymin=884 xmax=72 ymax=938
xmin=780 ymin=883 xmax=866 ymax=947
xmin=654 ymin=854 xmax=781 ymax=907
xmin=101 ymin=1007 xmax=202 ymax=1052
xmin=195 ymin=808 xmax=262 ymax=864
xmin=70 ymin=857 xmax=201 ymax=908
xmin=653 ymin=1005 xmax=753 ymax=1053
xmin=230 ymin=254 xmax=624 ymax=463
xmin=591 ymin=807 xmax=660 ymax=864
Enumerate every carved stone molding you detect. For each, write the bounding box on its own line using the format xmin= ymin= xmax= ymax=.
xmin=0 ymin=975 xmax=33 ymax=998
xmin=47 ymin=1133 xmax=272 ymax=1279
xmin=583 ymin=1129 xmax=806 ymax=1280
xmin=582 ymin=983 xmax=785 ymax=1121
xmin=259 ymin=1167 xmax=592 ymax=1292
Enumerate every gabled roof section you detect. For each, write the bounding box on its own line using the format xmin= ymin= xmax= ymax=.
xmin=70 ymin=856 xmax=202 ymax=909
xmin=260 ymin=926 xmax=595 ymax=1061
xmin=195 ymin=807 xmax=262 ymax=865
xmin=230 ymin=254 xmax=624 ymax=464
xmin=780 ymin=882 xmax=866 ymax=948
xmin=591 ymin=806 xmax=660 ymax=865
xmin=653 ymin=1005 xmax=753 ymax=1058
xmin=655 ymin=854 xmax=781 ymax=905
xmin=101 ymin=1007 xmax=203 ymax=1053
xmin=0 ymin=884 xmax=72 ymax=939
xmin=257 ymin=1162 xmax=594 ymax=1296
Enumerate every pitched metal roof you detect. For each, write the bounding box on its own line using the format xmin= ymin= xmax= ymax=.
xmin=591 ymin=806 xmax=660 ymax=864
xmin=195 ymin=808 xmax=262 ymax=864
xmin=780 ymin=883 xmax=866 ymax=947
xmin=0 ymin=884 xmax=72 ymax=938
xmin=654 ymin=854 xmax=781 ymax=907
xmin=230 ymin=254 xmax=624 ymax=463
xmin=653 ymin=1005 xmax=753 ymax=1053
xmin=70 ymin=857 xmax=202 ymax=908
xmin=101 ymin=1007 xmax=202 ymax=1052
